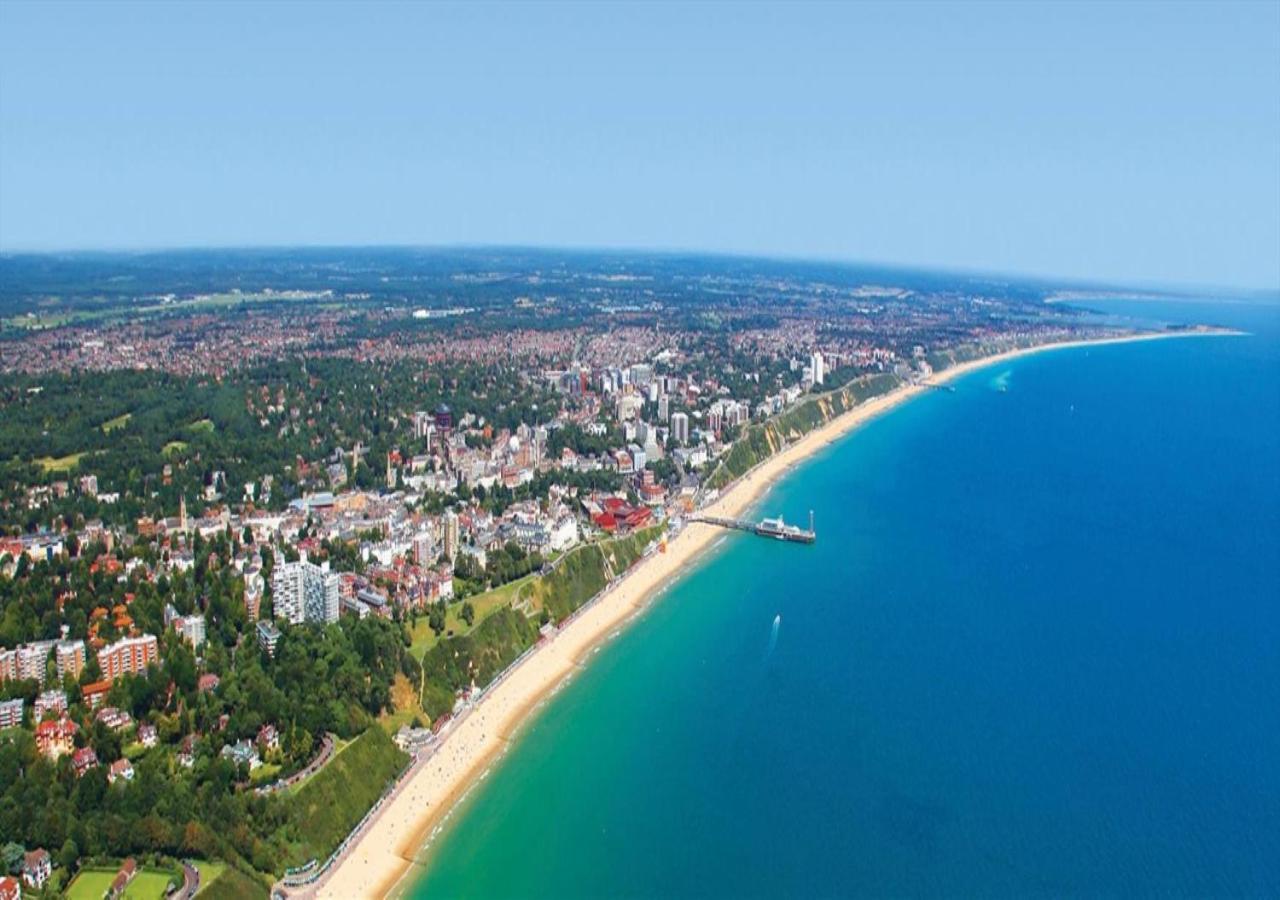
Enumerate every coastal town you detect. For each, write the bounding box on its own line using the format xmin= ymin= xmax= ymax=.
xmin=0 ymin=249 xmax=1159 ymax=898
xmin=2 ymin=0 xmax=1273 ymax=892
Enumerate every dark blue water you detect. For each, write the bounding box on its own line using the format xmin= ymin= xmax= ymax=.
xmin=415 ymin=300 xmax=1280 ymax=897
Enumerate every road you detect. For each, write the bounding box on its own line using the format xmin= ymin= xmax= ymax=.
xmin=257 ymin=733 xmax=336 ymax=795
xmin=178 ymin=860 xmax=199 ymax=898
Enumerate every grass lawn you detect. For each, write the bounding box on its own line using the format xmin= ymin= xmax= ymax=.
xmin=187 ymin=418 xmax=215 ymax=433
xmin=34 ymin=451 xmax=87 ymax=472
xmin=130 ymin=290 xmax=328 ymax=319
xmin=124 ymin=870 xmax=179 ymax=899
xmin=66 ymin=868 xmax=117 ymax=900
xmin=162 ymin=440 xmax=189 ymax=455
xmin=67 ymin=866 xmax=177 ymax=900
xmin=250 ymin=762 xmax=282 ymax=785
xmin=101 ymin=412 xmax=132 ymax=432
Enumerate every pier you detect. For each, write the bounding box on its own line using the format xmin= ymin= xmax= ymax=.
xmin=921 ymin=380 xmax=957 ymax=392
xmin=689 ymin=511 xmax=816 ymax=544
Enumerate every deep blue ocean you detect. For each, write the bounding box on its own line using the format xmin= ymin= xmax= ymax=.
xmin=413 ymin=299 xmax=1280 ymax=897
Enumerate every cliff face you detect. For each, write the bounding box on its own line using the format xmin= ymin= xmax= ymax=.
xmin=706 ymin=372 xmax=904 ymax=490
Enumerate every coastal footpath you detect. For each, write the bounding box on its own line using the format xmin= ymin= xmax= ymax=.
xmin=306 ymin=328 xmax=1226 ymax=900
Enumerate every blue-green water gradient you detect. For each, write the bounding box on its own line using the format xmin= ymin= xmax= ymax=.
xmin=413 ymin=302 xmax=1280 ymax=897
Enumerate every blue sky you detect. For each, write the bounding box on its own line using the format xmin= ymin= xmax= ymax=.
xmin=0 ymin=1 xmax=1277 ymax=289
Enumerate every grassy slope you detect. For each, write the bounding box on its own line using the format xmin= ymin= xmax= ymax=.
xmin=418 ymin=607 xmax=539 ymax=718
xmin=34 ymin=451 xmax=88 ymax=472
xmin=192 ymin=860 xmax=226 ymax=894
xmin=378 ymin=670 xmax=427 ymax=735
xmin=530 ymin=526 xmax=659 ymax=623
xmin=101 ymin=412 xmax=132 ymax=433
xmin=197 ymin=864 xmax=269 ymax=900
xmin=408 ymin=573 xmax=536 ymax=659
xmin=417 ymin=527 xmax=662 ymax=719
xmin=282 ymin=726 xmax=408 ymax=867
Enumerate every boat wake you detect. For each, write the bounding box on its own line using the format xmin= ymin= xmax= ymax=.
xmin=765 ymin=613 xmax=781 ymax=659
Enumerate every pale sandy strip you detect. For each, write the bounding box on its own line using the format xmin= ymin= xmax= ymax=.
xmin=307 ymin=329 xmax=1228 ymax=900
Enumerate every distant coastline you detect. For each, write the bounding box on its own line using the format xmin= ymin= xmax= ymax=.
xmin=304 ymin=326 xmax=1233 ymax=900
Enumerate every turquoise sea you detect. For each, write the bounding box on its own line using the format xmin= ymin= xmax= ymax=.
xmin=412 ymin=300 xmax=1280 ymax=897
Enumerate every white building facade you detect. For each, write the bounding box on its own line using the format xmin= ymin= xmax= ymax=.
xmin=272 ymin=560 xmax=341 ymax=625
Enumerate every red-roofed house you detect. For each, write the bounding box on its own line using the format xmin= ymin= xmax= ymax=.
xmin=82 ymin=679 xmax=112 ymax=710
xmin=0 ymin=875 xmax=21 ymax=900
xmin=108 ymin=758 xmax=134 ymax=784
xmin=109 ymin=858 xmax=137 ymax=898
xmin=72 ymin=746 xmax=99 ymax=777
xmin=35 ymin=717 xmax=77 ymax=759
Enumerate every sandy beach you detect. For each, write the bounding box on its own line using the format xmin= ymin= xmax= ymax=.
xmin=306 ymin=329 xmax=1217 ymax=900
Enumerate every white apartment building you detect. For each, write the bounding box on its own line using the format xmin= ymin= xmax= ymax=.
xmin=272 ymin=560 xmax=341 ymax=625
xmin=670 ymin=412 xmax=690 ymax=445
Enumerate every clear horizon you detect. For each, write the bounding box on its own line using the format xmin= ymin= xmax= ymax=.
xmin=1 ymin=0 xmax=1278 ymax=290
xmin=2 ymin=241 xmax=1278 ymax=298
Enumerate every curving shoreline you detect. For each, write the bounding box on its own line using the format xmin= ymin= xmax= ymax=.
xmin=305 ymin=329 xmax=1227 ymax=900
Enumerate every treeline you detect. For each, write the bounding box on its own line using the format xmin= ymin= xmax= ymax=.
xmin=0 ymin=356 xmax=563 ymax=531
